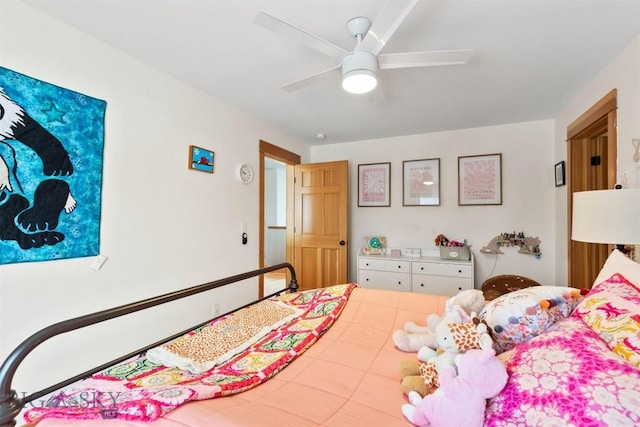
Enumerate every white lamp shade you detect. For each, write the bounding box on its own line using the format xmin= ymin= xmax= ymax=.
xmin=572 ymin=189 xmax=640 ymax=244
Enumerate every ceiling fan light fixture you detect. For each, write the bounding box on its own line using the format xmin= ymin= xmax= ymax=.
xmin=342 ymin=70 xmax=377 ymax=94
xmin=341 ymin=51 xmax=378 ymax=94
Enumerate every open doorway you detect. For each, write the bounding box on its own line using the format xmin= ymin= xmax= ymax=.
xmin=263 ymin=157 xmax=287 ymax=294
xmin=259 ymin=140 xmax=300 ymax=297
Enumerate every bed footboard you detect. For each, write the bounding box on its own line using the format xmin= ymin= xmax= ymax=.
xmin=0 ymin=263 xmax=298 ymax=427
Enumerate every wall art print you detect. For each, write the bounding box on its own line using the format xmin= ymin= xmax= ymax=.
xmin=458 ymin=153 xmax=502 ymax=205
xmin=358 ymin=162 xmax=390 ymax=207
xmin=0 ymin=67 xmax=106 ymax=264
xmin=403 ymin=158 xmax=440 ymax=206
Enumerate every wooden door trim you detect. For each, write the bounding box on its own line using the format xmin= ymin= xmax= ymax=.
xmin=566 ymin=90 xmax=617 ymax=287
xmin=259 ymin=140 xmax=300 ymax=297
xmin=260 ymin=140 xmax=301 ymax=164
xmin=567 ymin=89 xmax=617 ymax=140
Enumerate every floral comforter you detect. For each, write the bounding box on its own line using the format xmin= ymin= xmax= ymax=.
xmin=24 ymin=284 xmax=357 ymax=423
xmin=486 ymin=274 xmax=640 ymax=426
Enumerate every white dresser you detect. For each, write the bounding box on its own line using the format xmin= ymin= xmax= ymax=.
xmin=357 ymin=251 xmax=474 ymax=296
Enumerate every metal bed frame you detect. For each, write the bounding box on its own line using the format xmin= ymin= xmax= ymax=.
xmin=0 ymin=263 xmax=299 ymax=427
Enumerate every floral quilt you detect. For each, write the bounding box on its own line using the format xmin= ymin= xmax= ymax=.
xmin=485 ymin=274 xmax=640 ymax=426
xmin=24 ymin=283 xmax=357 ymax=423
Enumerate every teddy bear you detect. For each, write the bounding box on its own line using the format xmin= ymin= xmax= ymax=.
xmin=392 ymin=312 xmax=441 ymax=353
xmin=401 ymin=348 xmax=508 ymax=427
xmin=399 ymin=306 xmax=494 ymax=397
xmin=393 ymin=289 xmax=485 ymax=353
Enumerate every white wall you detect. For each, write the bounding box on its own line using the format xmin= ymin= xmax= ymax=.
xmin=553 ymin=36 xmax=640 ymax=283
xmin=264 ymin=168 xmax=286 ymax=265
xmin=0 ymin=1 xmax=309 ymax=394
xmin=311 ymin=120 xmax=556 ymax=287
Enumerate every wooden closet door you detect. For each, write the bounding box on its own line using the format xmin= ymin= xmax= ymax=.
xmin=293 ymin=161 xmax=348 ymax=291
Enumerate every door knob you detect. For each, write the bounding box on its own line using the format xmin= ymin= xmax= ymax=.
xmin=339 ymin=240 xmax=346 ymax=246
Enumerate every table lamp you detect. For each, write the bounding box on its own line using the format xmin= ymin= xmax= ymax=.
xmin=572 ymin=188 xmax=640 ymax=253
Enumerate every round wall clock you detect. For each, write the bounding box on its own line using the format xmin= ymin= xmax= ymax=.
xmin=239 ymin=163 xmax=254 ymax=184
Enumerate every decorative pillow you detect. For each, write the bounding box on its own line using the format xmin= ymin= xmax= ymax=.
xmin=485 ymin=316 xmax=640 ymax=426
xmin=592 ymin=248 xmax=640 ymax=288
xmin=479 ymin=285 xmax=587 ymax=352
xmin=582 ymin=270 xmax=640 ymax=305
xmin=574 ymin=273 xmax=640 ymax=367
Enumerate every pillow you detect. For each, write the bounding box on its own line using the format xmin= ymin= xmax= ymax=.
xmin=479 ymin=285 xmax=587 ymax=352
xmin=593 ymin=248 xmax=640 ymax=288
xmin=574 ymin=272 xmax=640 ymax=367
xmin=485 ymin=316 xmax=640 ymax=425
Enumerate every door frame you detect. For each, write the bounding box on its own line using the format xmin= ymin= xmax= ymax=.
xmin=259 ymin=140 xmax=300 ymax=297
xmin=566 ymin=89 xmax=617 ymax=287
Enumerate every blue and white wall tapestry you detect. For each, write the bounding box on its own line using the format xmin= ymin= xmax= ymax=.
xmin=0 ymin=67 xmax=106 ymax=264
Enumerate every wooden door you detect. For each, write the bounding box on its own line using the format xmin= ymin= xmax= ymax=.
xmin=293 ymin=161 xmax=348 ymax=291
xmin=567 ymin=90 xmax=617 ymax=289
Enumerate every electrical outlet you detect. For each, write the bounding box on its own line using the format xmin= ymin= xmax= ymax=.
xmin=212 ymin=302 xmax=221 ymax=317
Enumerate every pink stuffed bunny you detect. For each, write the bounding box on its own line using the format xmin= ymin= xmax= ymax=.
xmin=401 ymin=348 xmax=508 ymax=427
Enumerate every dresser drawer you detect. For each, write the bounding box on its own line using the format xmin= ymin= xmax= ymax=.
xmin=411 ymin=275 xmax=473 ymax=296
xmin=358 ymin=270 xmax=411 ymax=292
xmin=358 ymin=257 xmax=411 ymax=274
xmin=412 ymin=261 xmax=472 ymax=278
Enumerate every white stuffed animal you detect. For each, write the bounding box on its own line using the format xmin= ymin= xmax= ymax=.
xmin=392 ymin=312 xmax=441 ymax=352
xmin=392 ymin=289 xmax=486 ymax=353
xmin=399 ymin=306 xmax=494 ymax=397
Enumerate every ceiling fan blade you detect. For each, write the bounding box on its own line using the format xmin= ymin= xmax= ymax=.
xmin=358 ymin=0 xmax=419 ymax=55
xmin=281 ymin=66 xmax=341 ymax=92
xmin=253 ymin=11 xmax=348 ymax=60
xmin=378 ymin=49 xmax=473 ymax=69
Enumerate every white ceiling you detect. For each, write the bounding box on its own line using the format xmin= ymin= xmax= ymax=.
xmin=20 ymin=0 xmax=640 ymax=145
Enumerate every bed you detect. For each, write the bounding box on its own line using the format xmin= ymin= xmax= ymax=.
xmin=1 ymin=251 xmax=639 ymax=427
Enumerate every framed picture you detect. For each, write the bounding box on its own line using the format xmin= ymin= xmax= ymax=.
xmin=458 ymin=153 xmax=502 ymax=205
xmin=403 ymin=158 xmax=440 ymax=206
xmin=555 ymin=160 xmax=566 ymax=187
xmin=358 ymin=162 xmax=390 ymax=207
xmin=189 ymin=145 xmax=215 ymax=173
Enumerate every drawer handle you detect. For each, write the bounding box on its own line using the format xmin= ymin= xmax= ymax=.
xmin=366 ymin=263 xmax=369 ymax=266
xmin=366 ymin=278 xmax=369 ymax=281
xmin=420 ymin=283 xmax=424 ymax=287
xmin=458 ymin=287 xmax=462 ymax=290
xmin=458 ymin=270 xmax=462 ymax=273
xmin=398 ymin=281 xmax=402 ymax=285
xmin=397 ymin=265 xmax=401 ymax=269
xmin=421 ymin=267 xmax=424 ymax=270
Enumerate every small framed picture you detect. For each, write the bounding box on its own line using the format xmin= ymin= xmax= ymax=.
xmin=358 ymin=162 xmax=391 ymax=207
xmin=189 ymin=145 xmax=215 ymax=173
xmin=458 ymin=153 xmax=502 ymax=205
xmin=555 ymin=161 xmax=566 ymax=187
xmin=403 ymin=158 xmax=440 ymax=206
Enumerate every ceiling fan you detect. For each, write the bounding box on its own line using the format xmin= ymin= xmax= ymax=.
xmin=253 ymin=0 xmax=472 ymax=95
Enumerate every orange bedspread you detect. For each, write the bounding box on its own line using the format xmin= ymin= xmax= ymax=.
xmin=30 ymin=287 xmax=448 ymax=427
